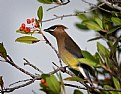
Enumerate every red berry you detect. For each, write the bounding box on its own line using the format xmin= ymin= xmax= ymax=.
xmin=27 ymin=19 xmax=31 ymax=24
xmin=24 ymin=27 xmax=30 ymax=33
xmin=35 ymin=24 xmax=39 ymax=28
xmin=41 ymin=79 xmax=46 ymax=84
xmin=37 ymin=20 xmax=41 ymax=23
xmin=19 ymin=27 xmax=24 ymax=31
xmin=21 ymin=23 xmax=25 ymax=28
xmin=31 ymin=18 xmax=34 ymax=23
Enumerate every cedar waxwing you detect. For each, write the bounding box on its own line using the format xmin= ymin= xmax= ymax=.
xmin=44 ymin=25 xmax=92 ymax=86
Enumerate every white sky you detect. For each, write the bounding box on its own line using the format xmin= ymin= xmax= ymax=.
xmin=0 ymin=0 xmax=100 ymax=94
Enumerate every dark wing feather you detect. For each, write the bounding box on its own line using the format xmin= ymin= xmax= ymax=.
xmin=64 ymin=33 xmax=83 ymax=58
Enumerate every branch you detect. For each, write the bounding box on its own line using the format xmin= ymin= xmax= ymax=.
xmin=6 ymin=55 xmax=35 ymax=78
xmin=42 ymin=2 xmax=120 ymax=23
xmin=47 ymin=0 xmax=70 ymax=11
xmin=100 ymin=0 xmax=121 ymax=11
xmin=82 ymin=0 xmax=121 ymax=13
xmin=40 ymin=30 xmax=63 ymax=67
xmin=65 ymin=83 xmax=121 ymax=92
xmin=23 ymin=58 xmax=43 ymax=73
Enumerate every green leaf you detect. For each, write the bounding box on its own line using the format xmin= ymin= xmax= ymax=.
xmin=41 ymin=74 xmax=61 ymax=94
xmin=77 ymin=14 xmax=87 ymax=20
xmin=104 ymin=85 xmax=118 ymax=94
xmin=87 ymin=36 xmax=103 ymax=42
xmin=46 ymin=74 xmax=61 ymax=94
xmin=37 ymin=0 xmax=53 ymax=4
xmin=97 ymin=42 xmax=110 ymax=65
xmin=94 ymin=16 xmax=103 ymax=29
xmin=111 ymin=17 xmax=121 ymax=25
xmin=113 ymin=77 xmax=120 ymax=89
xmin=79 ymin=50 xmax=100 ymax=67
xmin=64 ymin=77 xmax=84 ymax=82
xmin=82 ymin=21 xmax=102 ymax=31
xmin=81 ymin=50 xmax=97 ymax=62
xmin=0 ymin=43 xmax=7 ymax=58
xmin=113 ymin=77 xmax=121 ymax=94
xmin=75 ymin=23 xmax=88 ymax=30
xmin=78 ymin=58 xmax=100 ymax=67
xmin=15 ymin=36 xmax=40 ymax=44
xmin=107 ymin=26 xmax=121 ymax=34
xmin=37 ymin=6 xmax=43 ymax=21
xmin=74 ymin=89 xmax=83 ymax=94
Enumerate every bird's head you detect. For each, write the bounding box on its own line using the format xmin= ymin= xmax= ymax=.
xmin=44 ymin=24 xmax=68 ymax=38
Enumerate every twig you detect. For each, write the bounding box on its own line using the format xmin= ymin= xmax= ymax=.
xmin=6 ymin=55 xmax=35 ymax=78
xmin=47 ymin=0 xmax=70 ymax=11
xmin=65 ymin=83 xmax=121 ymax=92
xmin=82 ymin=0 xmax=121 ymax=13
xmin=9 ymin=78 xmax=33 ymax=87
xmin=100 ymin=0 xmax=121 ymax=11
xmin=43 ymin=3 xmax=117 ymax=23
xmin=2 ymin=78 xmax=36 ymax=93
xmin=23 ymin=58 xmax=43 ymax=73
xmin=40 ymin=30 xmax=63 ymax=67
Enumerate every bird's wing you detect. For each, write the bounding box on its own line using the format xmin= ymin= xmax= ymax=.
xmin=64 ymin=34 xmax=83 ymax=58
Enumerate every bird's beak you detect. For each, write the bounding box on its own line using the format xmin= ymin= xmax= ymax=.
xmin=43 ymin=28 xmax=54 ymax=32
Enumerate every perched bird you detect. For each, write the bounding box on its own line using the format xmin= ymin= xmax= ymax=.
xmin=44 ymin=25 xmax=92 ymax=85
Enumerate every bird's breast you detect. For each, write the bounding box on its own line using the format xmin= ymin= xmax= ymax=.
xmin=59 ymin=48 xmax=79 ymax=70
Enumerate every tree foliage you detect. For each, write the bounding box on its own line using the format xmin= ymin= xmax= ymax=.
xmin=0 ymin=0 xmax=121 ymax=94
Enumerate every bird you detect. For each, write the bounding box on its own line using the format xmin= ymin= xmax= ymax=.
xmin=44 ymin=24 xmax=93 ymax=86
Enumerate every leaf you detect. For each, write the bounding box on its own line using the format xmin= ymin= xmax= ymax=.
xmin=107 ymin=26 xmax=121 ymax=34
xmin=82 ymin=21 xmax=102 ymax=31
xmin=73 ymin=89 xmax=83 ymax=94
xmin=111 ymin=17 xmax=121 ymax=25
xmin=75 ymin=23 xmax=88 ymax=30
xmin=15 ymin=36 xmax=40 ymax=44
xmin=78 ymin=58 xmax=100 ymax=67
xmin=79 ymin=50 xmax=100 ymax=67
xmin=81 ymin=50 xmax=97 ymax=62
xmin=94 ymin=16 xmax=103 ymax=29
xmin=110 ymin=36 xmax=121 ymax=59
xmin=37 ymin=6 xmax=43 ymax=21
xmin=103 ymin=85 xmax=118 ymax=94
xmin=77 ymin=14 xmax=87 ymax=20
xmin=41 ymin=74 xmax=61 ymax=94
xmin=64 ymin=77 xmax=84 ymax=82
xmin=87 ymin=36 xmax=103 ymax=42
xmin=113 ymin=77 xmax=121 ymax=94
xmin=0 ymin=43 xmax=7 ymax=58
xmin=97 ymin=42 xmax=110 ymax=65
xmin=37 ymin=0 xmax=53 ymax=4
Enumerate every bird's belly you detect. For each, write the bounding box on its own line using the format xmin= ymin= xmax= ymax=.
xmin=60 ymin=49 xmax=79 ymax=70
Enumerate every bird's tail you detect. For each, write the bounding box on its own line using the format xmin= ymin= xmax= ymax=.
xmin=78 ymin=66 xmax=93 ymax=87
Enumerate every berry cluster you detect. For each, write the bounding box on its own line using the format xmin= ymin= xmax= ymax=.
xmin=41 ymin=79 xmax=48 ymax=87
xmin=19 ymin=18 xmax=40 ymax=33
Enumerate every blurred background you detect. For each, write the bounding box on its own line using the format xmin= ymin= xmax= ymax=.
xmin=0 ymin=0 xmax=98 ymax=94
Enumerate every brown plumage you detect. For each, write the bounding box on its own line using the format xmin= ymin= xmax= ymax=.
xmin=44 ymin=25 xmax=93 ymax=86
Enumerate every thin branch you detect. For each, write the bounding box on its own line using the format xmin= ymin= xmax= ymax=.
xmin=65 ymin=83 xmax=121 ymax=92
xmin=2 ymin=78 xmax=36 ymax=93
xmin=82 ymin=0 xmax=121 ymax=13
xmin=9 ymin=78 xmax=33 ymax=87
xmin=42 ymin=2 xmax=119 ymax=23
xmin=100 ymin=0 xmax=121 ymax=11
xmin=6 ymin=55 xmax=35 ymax=78
xmin=40 ymin=30 xmax=63 ymax=67
xmin=47 ymin=0 xmax=70 ymax=11
xmin=23 ymin=58 xmax=43 ymax=73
